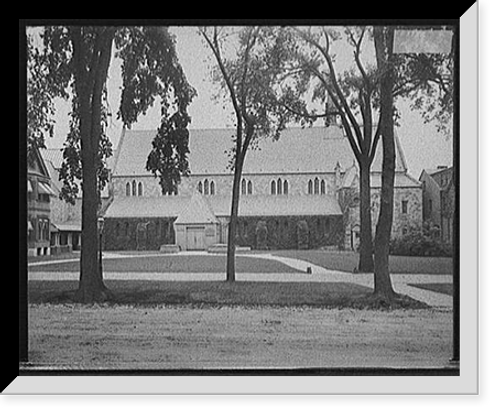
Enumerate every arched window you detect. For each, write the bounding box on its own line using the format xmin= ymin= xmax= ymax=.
xmin=283 ymin=180 xmax=288 ymax=195
xmin=132 ymin=180 xmax=137 ymax=196
xmin=320 ymin=179 xmax=326 ymax=195
xmin=308 ymin=180 xmax=313 ymax=195
xmin=204 ymin=179 xmax=209 ymax=195
xmin=277 ymin=178 xmax=282 ymax=195
xmin=247 ymin=180 xmax=253 ymax=195
xmin=138 ymin=182 xmax=143 ymax=196
xmin=314 ymin=178 xmax=319 ymax=195
xmin=241 ymin=178 xmax=246 ymax=195
xmin=126 ymin=182 xmax=131 ymax=197
xmin=271 ymin=180 xmax=276 ymax=195
xmin=198 ymin=181 xmax=203 ymax=194
xmin=210 ymin=181 xmax=215 ymax=195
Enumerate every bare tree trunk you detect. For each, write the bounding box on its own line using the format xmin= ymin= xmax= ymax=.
xmin=358 ymin=159 xmax=374 ymax=272
xmin=71 ymin=28 xmax=114 ymax=303
xmin=77 ymin=105 xmax=108 ymax=302
xmin=226 ymin=159 xmax=244 ymax=283
xmin=373 ymin=26 xmax=396 ymax=300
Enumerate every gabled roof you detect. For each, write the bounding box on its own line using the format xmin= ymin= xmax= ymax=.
xmin=341 ymin=164 xmax=421 ymax=189
xmin=112 ymin=127 xmax=408 ymax=177
xmin=40 ymin=148 xmax=114 ymax=198
xmin=174 ymin=191 xmax=218 ymax=225
xmin=28 ymin=147 xmax=51 ymax=179
xmin=419 ymin=166 xmax=453 ymax=190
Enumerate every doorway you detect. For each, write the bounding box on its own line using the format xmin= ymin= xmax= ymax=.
xmin=186 ymin=226 xmax=205 ymax=250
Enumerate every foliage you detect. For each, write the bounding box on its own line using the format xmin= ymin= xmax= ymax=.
xmin=389 ymin=225 xmax=452 ymax=257
xmin=255 ymin=220 xmax=268 ymax=250
xmin=201 ymin=26 xmax=311 ymax=169
xmin=297 ymin=220 xmax=309 ymax=250
xmin=26 ymin=28 xmax=71 ymax=163
xmin=392 ymin=31 xmax=455 ymax=134
xmin=27 ymin=26 xmax=196 ymax=200
xmin=115 ymin=27 xmax=196 ymax=195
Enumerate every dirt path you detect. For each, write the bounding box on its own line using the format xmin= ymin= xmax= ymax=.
xmin=28 ymin=304 xmax=453 ymax=369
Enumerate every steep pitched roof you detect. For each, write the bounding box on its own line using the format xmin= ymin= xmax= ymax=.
xmin=40 ymin=148 xmax=114 ymax=198
xmin=112 ymin=127 xmax=408 ymax=177
xmin=28 ymin=147 xmax=51 ymax=179
xmin=174 ymin=191 xmax=218 ymax=225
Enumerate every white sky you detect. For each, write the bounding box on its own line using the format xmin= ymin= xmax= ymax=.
xmin=48 ymin=26 xmax=453 ymax=178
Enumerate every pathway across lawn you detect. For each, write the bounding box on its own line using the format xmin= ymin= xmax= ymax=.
xmin=28 ymin=250 xmax=453 ymax=308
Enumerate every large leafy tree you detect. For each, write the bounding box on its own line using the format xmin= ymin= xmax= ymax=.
xmin=371 ymin=25 xmax=454 ymax=302
xmin=27 ymin=26 xmax=195 ymax=302
xmin=274 ymin=25 xmax=454 ymax=301
xmin=272 ymin=26 xmax=382 ymax=273
xmin=200 ymin=26 xmax=305 ymax=282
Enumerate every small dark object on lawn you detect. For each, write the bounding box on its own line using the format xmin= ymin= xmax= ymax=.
xmin=306 ymin=266 xmax=312 ymax=274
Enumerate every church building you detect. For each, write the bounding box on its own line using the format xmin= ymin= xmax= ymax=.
xmin=103 ymin=126 xmax=422 ymax=251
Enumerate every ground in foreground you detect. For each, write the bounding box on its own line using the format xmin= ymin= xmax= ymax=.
xmin=28 ymin=303 xmax=452 ymax=369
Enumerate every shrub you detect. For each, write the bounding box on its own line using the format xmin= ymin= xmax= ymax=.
xmin=297 ymin=220 xmax=309 ymax=250
xmin=255 ymin=220 xmax=268 ymax=250
xmin=389 ymin=228 xmax=452 ymax=257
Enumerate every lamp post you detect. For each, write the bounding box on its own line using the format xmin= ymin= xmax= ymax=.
xmin=97 ymin=217 xmax=104 ymax=279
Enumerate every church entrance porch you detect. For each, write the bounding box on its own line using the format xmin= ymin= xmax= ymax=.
xmin=186 ymin=226 xmax=206 ymax=251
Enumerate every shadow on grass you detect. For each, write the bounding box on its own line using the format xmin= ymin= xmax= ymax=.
xmin=28 ymin=280 xmax=429 ymax=310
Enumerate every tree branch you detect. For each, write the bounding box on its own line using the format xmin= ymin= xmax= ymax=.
xmin=369 ymin=112 xmax=383 ymax=164
xmin=201 ymin=27 xmax=244 ymax=153
xmin=347 ymin=27 xmax=371 ymax=92
xmin=295 ymin=27 xmax=365 ymax=155
xmin=281 ymin=101 xmax=340 ymax=120
xmin=239 ymin=26 xmax=260 ymax=124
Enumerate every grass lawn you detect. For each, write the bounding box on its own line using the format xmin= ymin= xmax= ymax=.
xmin=28 ymin=279 xmax=428 ymax=309
xmin=28 ymin=250 xmax=453 ymax=275
xmin=28 ymin=254 xmax=303 ymax=274
xmin=271 ymin=250 xmax=453 ymax=275
xmin=407 ymin=283 xmax=454 ymax=296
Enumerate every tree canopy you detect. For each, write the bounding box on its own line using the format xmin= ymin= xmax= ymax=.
xmin=27 ymin=26 xmax=196 ymax=200
xmin=26 ymin=25 xmax=196 ymax=302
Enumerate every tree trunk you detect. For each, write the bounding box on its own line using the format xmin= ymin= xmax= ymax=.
xmin=373 ymin=26 xmax=396 ymax=299
xmin=71 ymin=28 xmax=114 ymax=303
xmin=226 ymin=155 xmax=244 ymax=283
xmin=76 ymin=105 xmax=108 ymax=302
xmin=358 ymin=159 xmax=374 ymax=272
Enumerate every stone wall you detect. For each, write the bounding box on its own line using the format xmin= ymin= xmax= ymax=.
xmin=112 ymin=172 xmax=338 ymax=198
xmin=342 ymin=186 xmax=423 ymax=250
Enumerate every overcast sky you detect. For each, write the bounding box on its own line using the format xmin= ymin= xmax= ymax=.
xmin=48 ymin=26 xmax=453 ymax=178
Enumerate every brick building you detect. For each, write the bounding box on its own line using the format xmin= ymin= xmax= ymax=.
xmin=103 ymin=126 xmax=422 ymax=251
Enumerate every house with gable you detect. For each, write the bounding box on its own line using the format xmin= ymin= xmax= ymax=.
xmin=39 ymin=148 xmax=114 ymax=254
xmin=27 ymin=147 xmax=56 ymax=256
xmin=103 ymin=125 xmax=423 ymax=251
